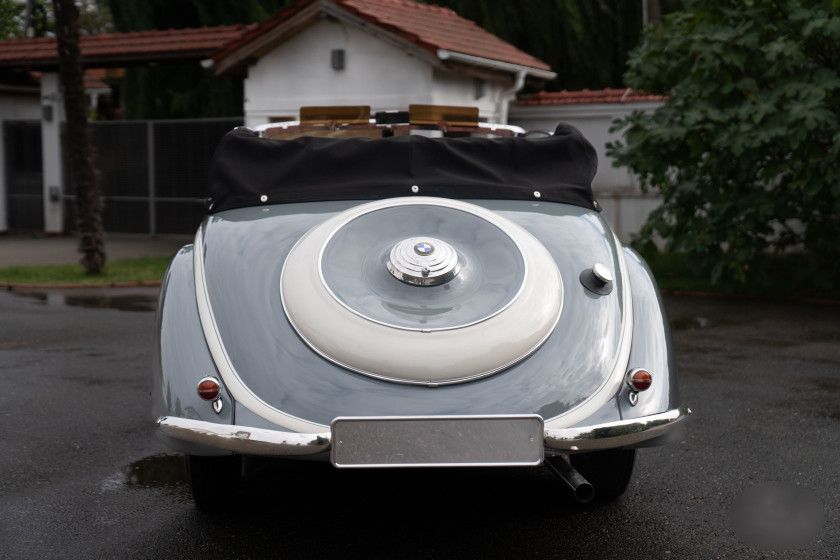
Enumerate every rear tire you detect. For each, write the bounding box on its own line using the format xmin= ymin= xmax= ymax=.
xmin=185 ymin=454 xmax=242 ymax=509
xmin=569 ymin=449 xmax=635 ymax=500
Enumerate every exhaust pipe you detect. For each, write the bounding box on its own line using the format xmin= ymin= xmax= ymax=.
xmin=545 ymin=456 xmax=595 ymax=503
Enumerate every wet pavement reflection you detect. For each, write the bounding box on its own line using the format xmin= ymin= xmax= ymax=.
xmin=123 ymin=454 xmax=186 ymax=488
xmin=10 ymin=288 xmax=159 ymax=312
xmin=102 ymin=454 xmax=186 ymax=492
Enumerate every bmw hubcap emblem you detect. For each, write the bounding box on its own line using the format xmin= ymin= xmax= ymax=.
xmin=388 ymin=237 xmax=460 ymax=286
xmin=414 ymin=242 xmax=434 ymax=255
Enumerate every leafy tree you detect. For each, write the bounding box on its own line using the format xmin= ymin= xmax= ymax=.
xmin=427 ymin=0 xmax=641 ymax=91
xmin=608 ymin=0 xmax=840 ymax=287
xmin=0 ymin=0 xmax=25 ymax=38
xmin=426 ymin=0 xmax=684 ymax=91
xmin=76 ymin=0 xmax=114 ymax=35
xmin=2 ymin=0 xmax=109 ymax=39
xmin=54 ymin=0 xmax=106 ymax=273
xmin=106 ymin=0 xmax=290 ymax=119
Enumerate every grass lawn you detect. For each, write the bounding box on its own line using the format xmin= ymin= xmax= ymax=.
xmin=0 ymin=256 xmax=170 ymax=286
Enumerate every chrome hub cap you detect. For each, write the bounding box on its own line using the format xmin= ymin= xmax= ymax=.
xmin=387 ymin=236 xmax=461 ymax=286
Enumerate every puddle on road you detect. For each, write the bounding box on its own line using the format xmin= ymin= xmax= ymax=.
xmin=64 ymin=294 xmax=157 ymax=312
xmin=101 ymin=454 xmax=186 ymax=492
xmin=13 ymin=290 xmax=158 ymax=312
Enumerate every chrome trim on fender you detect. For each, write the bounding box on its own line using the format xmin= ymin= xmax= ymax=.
xmin=193 ymin=223 xmax=330 ymax=434
xmin=544 ymin=406 xmax=691 ymax=451
xmin=157 ymin=416 xmax=331 ymax=456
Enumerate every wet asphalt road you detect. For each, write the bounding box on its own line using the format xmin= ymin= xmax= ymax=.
xmin=0 ymin=287 xmax=838 ymax=559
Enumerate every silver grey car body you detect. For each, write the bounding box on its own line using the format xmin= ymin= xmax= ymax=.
xmin=152 ymin=108 xmax=689 ymax=506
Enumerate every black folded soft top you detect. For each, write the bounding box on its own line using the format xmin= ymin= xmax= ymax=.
xmin=207 ymin=123 xmax=600 ymax=214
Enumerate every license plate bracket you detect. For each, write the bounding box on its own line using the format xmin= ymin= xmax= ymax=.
xmin=331 ymin=415 xmax=544 ymax=468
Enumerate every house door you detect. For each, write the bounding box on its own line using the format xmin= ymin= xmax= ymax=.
xmin=3 ymin=120 xmax=44 ymax=231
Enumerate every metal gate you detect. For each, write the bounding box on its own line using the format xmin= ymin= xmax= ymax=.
xmin=3 ymin=117 xmax=242 ymax=234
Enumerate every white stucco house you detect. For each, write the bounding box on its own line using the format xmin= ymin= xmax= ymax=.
xmin=0 ymin=0 xmax=664 ymax=240
xmin=211 ymin=0 xmax=556 ymax=129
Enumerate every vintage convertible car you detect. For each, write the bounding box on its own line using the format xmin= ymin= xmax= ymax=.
xmin=153 ymin=105 xmax=689 ymax=508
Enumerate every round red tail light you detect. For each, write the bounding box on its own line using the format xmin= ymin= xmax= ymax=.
xmin=626 ymin=368 xmax=652 ymax=392
xmin=197 ymin=377 xmax=221 ymax=401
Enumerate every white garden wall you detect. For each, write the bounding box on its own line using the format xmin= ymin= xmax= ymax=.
xmin=510 ymin=100 xmax=663 ymax=242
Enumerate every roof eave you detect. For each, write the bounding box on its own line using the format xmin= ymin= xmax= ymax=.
xmin=214 ymin=0 xmax=324 ymax=76
xmin=437 ymin=49 xmax=556 ymax=82
xmin=214 ymin=0 xmax=448 ymax=76
xmin=2 ymin=50 xmax=223 ymax=72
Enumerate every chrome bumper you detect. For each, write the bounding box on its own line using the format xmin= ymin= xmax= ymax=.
xmin=157 ymin=416 xmax=331 ymax=456
xmin=156 ymin=406 xmax=690 ymax=458
xmin=544 ymin=406 xmax=691 ymax=451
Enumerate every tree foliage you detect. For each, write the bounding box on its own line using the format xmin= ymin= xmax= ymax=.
xmin=0 ymin=0 xmax=26 ymax=38
xmin=426 ymin=0 xmax=651 ymax=91
xmin=0 ymin=0 xmax=114 ymax=39
xmin=106 ymin=0 xmax=290 ymax=119
xmin=608 ymin=0 xmax=840 ymax=286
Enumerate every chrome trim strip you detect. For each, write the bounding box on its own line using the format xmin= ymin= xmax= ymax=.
xmin=157 ymin=416 xmax=331 ymax=456
xmin=544 ymin=406 xmax=691 ymax=451
xmin=192 ymin=223 xmax=330 ymax=433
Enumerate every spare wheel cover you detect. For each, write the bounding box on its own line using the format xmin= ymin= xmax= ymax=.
xmin=281 ymin=197 xmax=562 ymax=385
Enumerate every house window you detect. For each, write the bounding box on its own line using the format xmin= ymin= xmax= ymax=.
xmin=331 ymin=49 xmax=346 ymax=70
xmin=474 ymin=78 xmax=486 ymax=100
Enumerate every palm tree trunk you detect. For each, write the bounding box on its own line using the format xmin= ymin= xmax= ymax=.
xmin=53 ymin=0 xmax=106 ymax=274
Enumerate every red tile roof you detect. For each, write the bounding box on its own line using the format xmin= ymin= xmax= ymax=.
xmin=214 ymin=0 xmax=551 ymax=73
xmin=0 ymin=25 xmax=253 ymax=69
xmin=0 ymin=0 xmax=550 ymax=77
xmin=517 ymin=89 xmax=667 ymax=106
xmin=338 ymin=0 xmax=550 ymax=70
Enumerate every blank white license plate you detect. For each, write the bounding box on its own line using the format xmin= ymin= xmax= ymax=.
xmin=331 ymin=415 xmax=544 ymax=468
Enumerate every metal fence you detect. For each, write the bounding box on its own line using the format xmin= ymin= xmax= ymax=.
xmin=4 ymin=117 xmax=242 ymax=234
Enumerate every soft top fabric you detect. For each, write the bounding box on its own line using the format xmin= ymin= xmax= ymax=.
xmin=207 ymin=123 xmax=600 ymax=213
